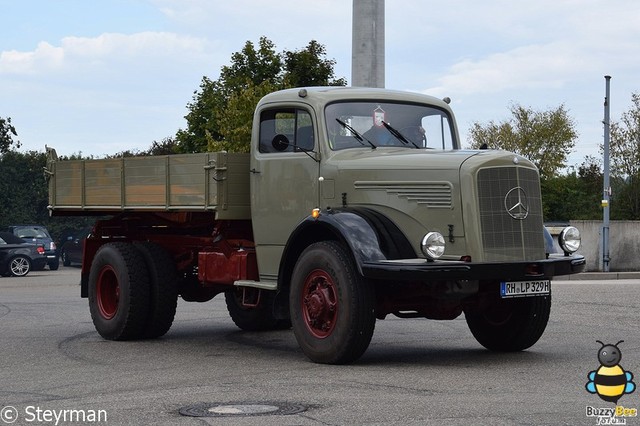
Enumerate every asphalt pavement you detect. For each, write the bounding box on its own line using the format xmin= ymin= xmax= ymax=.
xmin=2 ymin=266 xmax=640 ymax=425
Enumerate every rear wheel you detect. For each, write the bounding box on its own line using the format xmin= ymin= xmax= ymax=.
xmin=225 ymin=288 xmax=290 ymax=331
xmin=88 ymin=242 xmax=150 ymax=340
xmin=290 ymin=241 xmax=376 ymax=364
xmin=134 ymin=242 xmax=178 ymax=338
xmin=464 ymin=294 xmax=551 ymax=351
xmin=9 ymin=255 xmax=31 ymax=277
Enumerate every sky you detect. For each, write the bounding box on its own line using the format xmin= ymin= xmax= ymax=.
xmin=1 ymin=0 xmax=639 ymax=168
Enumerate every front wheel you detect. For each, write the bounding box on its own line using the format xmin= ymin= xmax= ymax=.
xmin=290 ymin=241 xmax=376 ymax=364
xmin=464 ymin=294 xmax=551 ymax=351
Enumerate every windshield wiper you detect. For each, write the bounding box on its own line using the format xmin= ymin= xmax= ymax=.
xmin=382 ymin=121 xmax=420 ymax=149
xmin=335 ymin=119 xmax=376 ymax=149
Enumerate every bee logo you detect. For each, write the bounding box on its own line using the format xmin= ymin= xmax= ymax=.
xmin=586 ymin=340 xmax=636 ymax=403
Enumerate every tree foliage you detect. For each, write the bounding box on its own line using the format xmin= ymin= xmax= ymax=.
xmin=176 ymin=37 xmax=346 ymax=154
xmin=211 ymin=80 xmax=278 ymax=152
xmin=1 ymin=116 xmax=21 ymax=154
xmin=0 ymin=149 xmax=94 ymax=241
xmin=283 ymin=40 xmax=347 ymax=88
xmin=609 ymin=92 xmax=640 ymax=219
xmin=468 ymin=104 xmax=578 ymax=179
xmin=541 ymin=156 xmax=602 ymax=221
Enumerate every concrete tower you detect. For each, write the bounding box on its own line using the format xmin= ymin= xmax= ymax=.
xmin=351 ymin=0 xmax=385 ymax=88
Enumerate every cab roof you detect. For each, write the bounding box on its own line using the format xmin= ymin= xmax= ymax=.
xmin=257 ymin=86 xmax=453 ymax=112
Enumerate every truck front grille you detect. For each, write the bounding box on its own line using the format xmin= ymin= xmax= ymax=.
xmin=477 ymin=167 xmax=544 ymax=261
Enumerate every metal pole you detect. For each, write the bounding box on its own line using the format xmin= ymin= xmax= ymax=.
xmin=352 ymin=0 xmax=385 ymax=88
xmin=602 ymin=75 xmax=611 ymax=272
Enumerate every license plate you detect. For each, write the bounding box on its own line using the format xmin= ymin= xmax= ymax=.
xmin=500 ymin=280 xmax=550 ymax=298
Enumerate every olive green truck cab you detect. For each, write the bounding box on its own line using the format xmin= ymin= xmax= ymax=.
xmin=46 ymin=87 xmax=585 ymax=364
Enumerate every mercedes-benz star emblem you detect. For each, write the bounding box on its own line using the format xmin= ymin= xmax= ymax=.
xmin=504 ymin=187 xmax=529 ymax=220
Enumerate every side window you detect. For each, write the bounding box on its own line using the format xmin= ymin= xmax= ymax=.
xmin=259 ymin=108 xmax=314 ymax=153
xmin=421 ymin=113 xmax=454 ymax=150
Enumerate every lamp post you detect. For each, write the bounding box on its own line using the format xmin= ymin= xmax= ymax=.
xmin=602 ymin=75 xmax=611 ymax=272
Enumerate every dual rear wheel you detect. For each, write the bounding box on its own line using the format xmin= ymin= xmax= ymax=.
xmin=88 ymin=242 xmax=178 ymax=340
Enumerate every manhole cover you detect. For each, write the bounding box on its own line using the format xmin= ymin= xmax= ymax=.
xmin=179 ymin=402 xmax=307 ymax=417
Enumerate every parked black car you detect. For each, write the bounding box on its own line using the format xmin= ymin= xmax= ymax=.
xmin=6 ymin=225 xmax=59 ymax=270
xmin=59 ymin=227 xmax=91 ymax=266
xmin=0 ymin=231 xmax=47 ymax=277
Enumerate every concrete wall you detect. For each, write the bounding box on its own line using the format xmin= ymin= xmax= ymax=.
xmin=567 ymin=220 xmax=640 ymax=272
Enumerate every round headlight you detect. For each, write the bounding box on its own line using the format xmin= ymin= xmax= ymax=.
xmin=559 ymin=226 xmax=581 ymax=254
xmin=421 ymin=232 xmax=445 ymax=259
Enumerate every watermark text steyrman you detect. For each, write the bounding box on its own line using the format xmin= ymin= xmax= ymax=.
xmin=1 ymin=405 xmax=107 ymax=425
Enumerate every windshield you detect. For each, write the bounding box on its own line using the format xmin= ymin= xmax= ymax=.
xmin=325 ymin=101 xmax=456 ymax=150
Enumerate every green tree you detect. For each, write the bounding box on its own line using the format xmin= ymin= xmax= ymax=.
xmin=176 ymin=37 xmax=282 ymax=154
xmin=0 ymin=146 xmax=95 ymax=241
xmin=0 ymin=150 xmax=48 ymax=227
xmin=540 ymin=156 xmax=603 ymax=221
xmin=577 ymin=156 xmax=605 ymax=219
xmin=209 ymin=80 xmax=278 ymax=153
xmin=219 ymin=37 xmax=282 ymax=93
xmin=609 ymin=92 xmax=640 ymax=219
xmin=283 ymin=40 xmax=347 ymax=87
xmin=0 ymin=116 xmax=21 ymax=153
xmin=467 ymin=104 xmax=578 ymax=179
xmin=147 ymin=136 xmax=180 ymax=156
xmin=175 ymin=76 xmax=226 ymax=153
xmin=176 ymin=37 xmax=346 ymax=154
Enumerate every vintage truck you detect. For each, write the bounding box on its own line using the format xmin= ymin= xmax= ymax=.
xmin=46 ymin=87 xmax=585 ymax=364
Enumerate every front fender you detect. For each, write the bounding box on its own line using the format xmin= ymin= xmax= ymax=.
xmin=282 ymin=207 xmax=415 ymax=275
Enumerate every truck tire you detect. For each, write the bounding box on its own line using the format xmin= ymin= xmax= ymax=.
xmin=225 ymin=289 xmax=291 ymax=331
xmin=290 ymin=241 xmax=376 ymax=364
xmin=134 ymin=242 xmax=178 ymax=338
xmin=88 ymin=242 xmax=150 ymax=340
xmin=464 ymin=294 xmax=551 ymax=351
xmin=9 ymin=255 xmax=31 ymax=277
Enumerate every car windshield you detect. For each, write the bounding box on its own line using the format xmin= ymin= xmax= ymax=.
xmin=325 ymin=101 xmax=456 ymax=150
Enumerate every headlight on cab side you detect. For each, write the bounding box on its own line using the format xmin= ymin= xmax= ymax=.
xmin=559 ymin=226 xmax=581 ymax=255
xmin=421 ymin=232 xmax=445 ymax=260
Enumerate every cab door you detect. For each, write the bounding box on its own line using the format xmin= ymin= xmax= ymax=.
xmin=250 ymin=106 xmax=319 ymax=283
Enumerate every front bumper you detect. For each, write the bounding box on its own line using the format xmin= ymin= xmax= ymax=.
xmin=361 ymin=254 xmax=585 ymax=281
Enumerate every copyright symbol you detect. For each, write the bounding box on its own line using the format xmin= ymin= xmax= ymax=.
xmin=0 ymin=406 xmax=18 ymax=424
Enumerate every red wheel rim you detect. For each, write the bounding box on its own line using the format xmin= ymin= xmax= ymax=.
xmin=96 ymin=265 xmax=119 ymax=320
xmin=301 ymin=269 xmax=338 ymax=338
